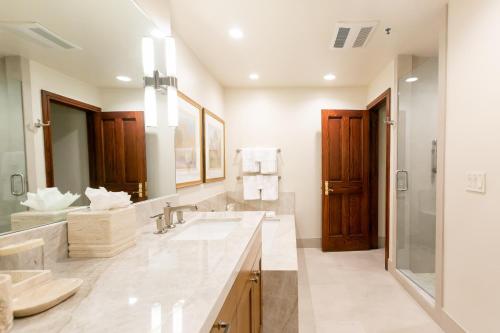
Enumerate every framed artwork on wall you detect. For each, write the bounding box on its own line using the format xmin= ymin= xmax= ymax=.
xmin=203 ymin=109 xmax=225 ymax=183
xmin=175 ymin=92 xmax=203 ymax=188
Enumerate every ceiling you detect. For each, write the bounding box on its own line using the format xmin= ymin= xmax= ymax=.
xmin=0 ymin=0 xmax=157 ymax=88
xmin=169 ymin=0 xmax=448 ymax=87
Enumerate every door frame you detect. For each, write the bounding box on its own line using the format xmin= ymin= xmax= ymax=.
xmin=366 ymin=88 xmax=391 ymax=270
xmin=41 ymin=90 xmax=101 ymax=187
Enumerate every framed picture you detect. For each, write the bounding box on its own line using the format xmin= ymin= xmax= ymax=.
xmin=175 ymin=92 xmax=203 ymax=188
xmin=203 ymin=109 xmax=225 ymax=182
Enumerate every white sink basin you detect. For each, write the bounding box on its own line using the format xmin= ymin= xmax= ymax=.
xmin=171 ymin=218 xmax=241 ymax=240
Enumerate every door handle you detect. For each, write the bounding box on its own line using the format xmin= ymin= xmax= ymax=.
xmin=131 ymin=183 xmax=144 ymax=198
xmin=10 ymin=173 xmax=25 ymax=196
xmin=324 ymin=181 xmax=334 ymax=196
xmin=396 ymin=170 xmax=408 ymax=191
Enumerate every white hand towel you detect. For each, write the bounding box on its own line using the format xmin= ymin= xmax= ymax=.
xmin=241 ymin=148 xmax=260 ymax=173
xmin=255 ymin=148 xmax=278 ymax=174
xmin=243 ymin=176 xmax=261 ymax=200
xmin=260 ymin=175 xmax=279 ymax=201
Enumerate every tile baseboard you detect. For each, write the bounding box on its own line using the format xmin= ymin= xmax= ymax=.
xmin=296 ymin=238 xmax=321 ymax=248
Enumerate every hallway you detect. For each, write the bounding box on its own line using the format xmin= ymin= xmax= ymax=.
xmin=298 ymin=248 xmax=443 ymax=333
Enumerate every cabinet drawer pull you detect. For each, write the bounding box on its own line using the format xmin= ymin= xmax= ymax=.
xmin=214 ymin=321 xmax=231 ymax=333
xmin=249 ymin=271 xmax=260 ymax=283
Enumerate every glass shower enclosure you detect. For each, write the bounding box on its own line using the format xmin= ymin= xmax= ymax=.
xmin=0 ymin=57 xmax=28 ymax=233
xmin=396 ymin=57 xmax=438 ymax=297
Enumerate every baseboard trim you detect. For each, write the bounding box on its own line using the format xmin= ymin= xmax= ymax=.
xmin=296 ymin=238 xmax=321 ymax=248
xmin=388 ymin=259 xmax=466 ymax=333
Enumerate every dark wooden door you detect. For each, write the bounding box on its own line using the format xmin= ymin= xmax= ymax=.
xmin=322 ymin=109 xmax=370 ymax=251
xmin=92 ymin=112 xmax=147 ymax=202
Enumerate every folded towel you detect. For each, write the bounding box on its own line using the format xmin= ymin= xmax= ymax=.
xmin=260 ymin=175 xmax=279 ymax=201
xmin=241 ymin=148 xmax=260 ymax=173
xmin=255 ymin=148 xmax=278 ymax=174
xmin=243 ymin=176 xmax=261 ymax=200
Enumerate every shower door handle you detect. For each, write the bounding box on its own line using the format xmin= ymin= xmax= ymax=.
xmin=396 ymin=170 xmax=408 ymax=192
xmin=431 ymin=139 xmax=437 ymax=174
xmin=10 ymin=173 xmax=26 ymax=196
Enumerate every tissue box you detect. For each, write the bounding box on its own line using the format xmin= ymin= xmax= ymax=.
xmin=10 ymin=206 xmax=87 ymax=231
xmin=67 ymin=206 xmax=136 ymax=258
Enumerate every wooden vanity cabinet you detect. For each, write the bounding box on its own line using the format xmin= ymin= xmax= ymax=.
xmin=211 ymin=230 xmax=262 ymax=333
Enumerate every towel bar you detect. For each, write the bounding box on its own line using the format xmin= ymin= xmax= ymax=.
xmin=237 ymin=176 xmax=281 ymax=180
xmin=236 ymin=148 xmax=281 ymax=153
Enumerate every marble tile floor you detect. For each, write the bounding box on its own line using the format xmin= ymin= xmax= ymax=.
xmin=298 ymin=248 xmax=443 ymax=333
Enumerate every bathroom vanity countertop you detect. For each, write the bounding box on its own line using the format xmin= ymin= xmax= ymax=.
xmin=261 ymin=215 xmax=298 ymax=271
xmin=11 ymin=211 xmax=264 ymax=333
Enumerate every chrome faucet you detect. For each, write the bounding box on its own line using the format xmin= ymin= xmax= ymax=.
xmin=150 ymin=203 xmax=198 ymax=234
xmin=164 ymin=203 xmax=198 ymax=227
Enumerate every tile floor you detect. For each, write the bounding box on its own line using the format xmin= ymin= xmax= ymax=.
xmin=298 ymin=248 xmax=444 ymax=333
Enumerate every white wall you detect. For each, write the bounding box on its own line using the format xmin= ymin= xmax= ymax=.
xmin=444 ymin=0 xmax=500 ymax=331
xmin=367 ymin=60 xmax=395 ymax=104
xmin=174 ymin=35 xmax=226 ymax=204
xmin=224 ymin=87 xmax=367 ymax=240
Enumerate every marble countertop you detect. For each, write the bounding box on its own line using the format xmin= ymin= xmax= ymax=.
xmin=12 ymin=211 xmax=264 ymax=333
xmin=261 ymin=215 xmax=298 ymax=271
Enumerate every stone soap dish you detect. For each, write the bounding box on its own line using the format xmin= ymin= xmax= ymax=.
xmin=0 ymin=270 xmax=82 ymax=318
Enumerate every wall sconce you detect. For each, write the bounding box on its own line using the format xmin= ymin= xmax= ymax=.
xmin=142 ymin=36 xmax=179 ymax=127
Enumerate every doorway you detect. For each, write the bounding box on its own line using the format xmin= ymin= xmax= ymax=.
xmin=50 ymin=102 xmax=91 ymax=205
xmin=321 ymin=89 xmax=391 ymax=269
xmin=41 ymin=90 xmax=148 ymax=202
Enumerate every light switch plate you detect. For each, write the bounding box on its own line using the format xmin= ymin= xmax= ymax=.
xmin=466 ymin=172 xmax=486 ymax=193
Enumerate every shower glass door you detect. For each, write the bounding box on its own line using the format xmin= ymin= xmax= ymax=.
xmin=0 ymin=57 xmax=28 ymax=234
xmin=396 ymin=58 xmax=438 ymax=297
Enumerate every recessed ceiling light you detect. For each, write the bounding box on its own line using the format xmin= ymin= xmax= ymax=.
xmin=229 ymin=27 xmax=244 ymax=40
xmin=405 ymin=77 xmax=419 ymax=83
xmin=150 ymin=29 xmax=167 ymax=38
xmin=323 ymin=73 xmax=336 ymax=81
xmin=116 ymin=75 xmax=132 ymax=82
xmin=249 ymin=73 xmax=259 ymax=80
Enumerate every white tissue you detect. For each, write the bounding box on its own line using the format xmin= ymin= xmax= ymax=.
xmin=21 ymin=187 xmax=80 ymax=211
xmin=85 ymin=187 xmax=132 ymax=211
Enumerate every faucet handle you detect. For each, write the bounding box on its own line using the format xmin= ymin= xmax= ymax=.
xmin=165 ymin=202 xmax=172 ymax=207
xmin=176 ymin=210 xmax=186 ymax=224
xmin=150 ymin=213 xmax=167 ymax=234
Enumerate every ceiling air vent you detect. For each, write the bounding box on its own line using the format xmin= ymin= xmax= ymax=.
xmin=331 ymin=21 xmax=378 ymax=49
xmin=0 ymin=22 xmax=81 ymax=50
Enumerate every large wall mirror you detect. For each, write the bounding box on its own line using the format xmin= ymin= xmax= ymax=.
xmin=0 ymin=0 xmax=176 ymax=235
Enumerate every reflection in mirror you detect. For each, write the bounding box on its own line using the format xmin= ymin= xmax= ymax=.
xmin=0 ymin=57 xmax=26 ymax=233
xmin=0 ymin=0 xmax=177 ymax=235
